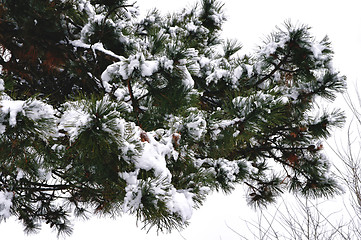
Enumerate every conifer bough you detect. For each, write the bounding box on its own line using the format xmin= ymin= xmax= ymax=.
xmin=0 ymin=0 xmax=345 ymax=235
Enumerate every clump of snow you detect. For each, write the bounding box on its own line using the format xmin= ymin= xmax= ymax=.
xmin=186 ymin=111 xmax=207 ymax=140
xmin=167 ymin=189 xmax=194 ymax=222
xmin=101 ymin=63 xmax=123 ymax=92
xmin=16 ymin=168 xmax=24 ymax=180
xmin=210 ymin=118 xmax=241 ymax=137
xmin=0 ymin=98 xmax=56 ymax=132
xmin=0 ymin=124 xmax=5 ymax=134
xmin=127 ymin=55 xmax=141 ymax=75
xmin=92 ymin=42 xmax=124 ymax=60
xmin=0 ymin=191 xmax=13 ymax=220
xmin=114 ymin=88 xmax=128 ymax=101
xmin=185 ymin=22 xmax=197 ymax=32
xmin=216 ymin=158 xmax=240 ymax=182
xmin=195 ymin=158 xmax=243 ymax=185
xmin=75 ymin=0 xmax=95 ymax=16
xmin=258 ymin=35 xmax=289 ymax=57
xmin=0 ymin=79 xmax=4 ymax=91
xmin=101 ymin=54 xmax=160 ymax=92
xmin=135 ymin=138 xmax=172 ymax=180
xmin=141 ymin=60 xmax=159 ymax=77
xmin=206 ymin=69 xmax=228 ymax=85
xmin=245 ymin=64 xmax=253 ymax=78
xmin=122 ymin=180 xmax=143 ymax=213
xmin=208 ymin=9 xmax=226 ymax=28
xmin=232 ymin=92 xmax=277 ymax=120
xmin=133 ymin=128 xmax=182 ymax=180
xmin=0 ymin=100 xmax=25 ymax=127
xmin=159 ymin=57 xmax=174 ymax=70
xmin=199 ymin=57 xmax=211 ymax=68
xmin=179 ymin=65 xmax=194 ymax=89
xmin=199 ymin=186 xmax=211 ymax=195
xmin=119 ymin=170 xmax=139 ymax=186
xmin=244 ymin=160 xmax=259 ymax=175
xmin=24 ymin=100 xmax=55 ymax=122
xmin=58 ymin=102 xmax=91 ymax=142
xmin=70 ymin=40 xmax=124 ymax=66
xmin=308 ymin=42 xmax=327 ymax=61
xmin=70 ymin=39 xmax=91 ymax=49
xmin=233 ymin=66 xmax=243 ymax=79
xmin=116 ymin=122 xmax=198 ymax=222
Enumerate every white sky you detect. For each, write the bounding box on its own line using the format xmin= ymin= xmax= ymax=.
xmin=1 ymin=0 xmax=361 ymax=239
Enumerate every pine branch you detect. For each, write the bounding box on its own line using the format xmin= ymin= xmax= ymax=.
xmin=254 ymin=50 xmax=290 ymax=87
xmin=0 ymin=0 xmax=345 ymax=234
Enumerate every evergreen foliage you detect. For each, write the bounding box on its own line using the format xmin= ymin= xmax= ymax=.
xmin=0 ymin=0 xmax=345 ymax=235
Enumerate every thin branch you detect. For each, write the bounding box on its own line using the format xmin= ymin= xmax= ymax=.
xmin=224 ymin=221 xmax=248 ymax=240
xmin=255 ymin=52 xmax=290 ymax=86
xmin=127 ymin=78 xmax=141 ymax=125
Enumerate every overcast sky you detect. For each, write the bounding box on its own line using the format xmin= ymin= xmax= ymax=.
xmin=1 ymin=0 xmax=361 ymax=239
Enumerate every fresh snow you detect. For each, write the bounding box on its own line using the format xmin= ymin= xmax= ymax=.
xmin=58 ymin=102 xmax=91 ymax=142
xmin=206 ymin=69 xmax=228 ymax=85
xmin=0 ymin=98 xmax=55 ymax=133
xmin=140 ymin=60 xmax=159 ymax=77
xmin=216 ymin=158 xmax=240 ymax=182
xmin=167 ymin=189 xmax=194 ymax=222
xmin=135 ymin=134 xmax=172 ymax=180
xmin=258 ymin=35 xmax=289 ymax=57
xmin=0 ymin=100 xmax=25 ymax=127
xmin=101 ymin=53 xmax=160 ymax=90
xmin=186 ymin=112 xmax=207 ymax=140
xmin=0 ymin=78 xmax=4 ymax=91
xmin=0 ymin=190 xmax=13 ymax=220
xmin=245 ymin=64 xmax=253 ymax=78
xmin=179 ymin=65 xmax=195 ymax=89
xmin=0 ymin=89 xmax=196 ymax=221
xmin=16 ymin=168 xmax=24 ymax=180
xmin=309 ymin=42 xmax=327 ymax=61
xmin=0 ymin=0 xmax=346 ymax=233
xmin=70 ymin=40 xmax=124 ymax=61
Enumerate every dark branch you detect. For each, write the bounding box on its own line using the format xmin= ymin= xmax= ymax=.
xmin=254 ymin=52 xmax=290 ymax=86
